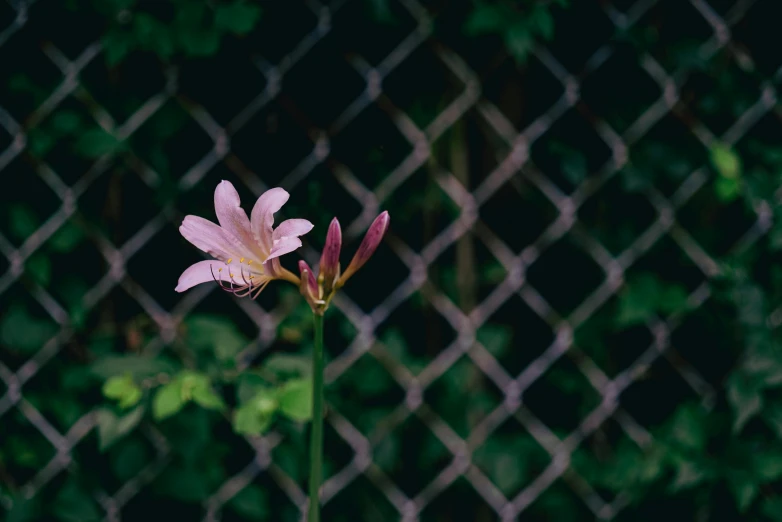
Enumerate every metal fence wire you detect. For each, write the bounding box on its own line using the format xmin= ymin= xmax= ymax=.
xmin=0 ymin=0 xmax=780 ymax=520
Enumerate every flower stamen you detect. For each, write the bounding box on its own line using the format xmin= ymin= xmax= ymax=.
xmin=240 ymin=266 xmax=251 ymax=286
xmin=210 ymin=265 xmax=236 ymax=293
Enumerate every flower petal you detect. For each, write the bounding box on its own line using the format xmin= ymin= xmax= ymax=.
xmin=175 ymin=260 xmax=222 ymax=292
xmin=214 ymin=181 xmax=256 ymax=254
xmin=273 ymin=218 xmax=313 ymax=240
xmin=250 ymin=187 xmax=289 ymax=255
xmin=266 ymin=236 xmax=302 ymax=261
xmin=180 ymin=216 xmax=249 ymax=261
xmin=298 ymin=260 xmax=318 ymax=295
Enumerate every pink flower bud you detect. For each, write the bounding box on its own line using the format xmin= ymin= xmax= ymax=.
xmin=298 ymin=260 xmax=319 ymax=306
xmin=338 ymin=211 xmax=389 ymax=286
xmin=319 ymin=218 xmax=342 ymax=292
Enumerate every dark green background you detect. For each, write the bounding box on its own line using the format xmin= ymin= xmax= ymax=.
xmin=1 ymin=0 xmax=782 ymax=520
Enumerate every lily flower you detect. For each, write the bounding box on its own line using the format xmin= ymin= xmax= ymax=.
xmin=176 ymin=181 xmax=312 ymax=299
xmin=299 ymin=211 xmax=389 ymax=313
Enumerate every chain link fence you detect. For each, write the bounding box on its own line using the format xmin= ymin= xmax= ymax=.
xmin=1 ymin=0 xmax=780 ymax=520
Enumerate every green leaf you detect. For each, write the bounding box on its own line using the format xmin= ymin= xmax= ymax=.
xmin=710 ymin=142 xmax=742 ymax=180
xmin=215 ymin=2 xmax=262 ymax=35
xmin=133 ymin=13 xmax=175 ymax=60
xmin=153 ymin=380 xmax=185 ymax=420
xmin=620 ymin=165 xmax=650 ymax=192
xmin=667 ymin=404 xmax=707 ymax=450
xmin=8 ymin=204 xmax=38 ymax=240
xmin=504 ymin=28 xmax=534 ymax=63
xmin=26 ymin=253 xmax=51 ymax=286
xmin=560 ymin=150 xmax=587 ymax=186
xmin=637 ymin=446 xmax=666 ymax=484
xmin=531 ymin=6 xmax=555 ymax=40
xmin=133 ymin=13 xmax=175 ymax=58
xmin=185 ymin=315 xmax=247 ymax=362
xmin=477 ymin=324 xmax=512 ymax=357
xmin=50 ymin=110 xmax=83 ymax=135
xmin=753 ymin=450 xmax=782 ymax=481
xmin=229 ymin=484 xmax=269 ymax=520
xmin=179 ymin=29 xmax=221 ymax=57
xmin=236 ymin=373 xmax=270 ymax=403
xmin=96 ymin=406 xmax=145 ymax=451
xmin=728 ymin=474 xmax=758 ymax=513
xmin=27 ymin=128 xmax=54 ymax=157
xmin=670 ymin=459 xmax=707 ymax=491
xmin=277 ymin=379 xmax=313 ymax=422
xmin=233 ymin=394 xmax=276 ymax=435
xmin=74 ymin=128 xmax=120 ymax=158
xmin=263 ymin=353 xmax=312 ymax=377
xmin=616 ymin=274 xmax=658 ymax=326
xmin=52 ymin=479 xmax=101 ymax=522
xmin=715 ymin=176 xmax=741 ymax=202
xmin=102 ymin=373 xmax=142 ymax=409
xmin=743 ymin=347 xmax=782 ymax=387
xmin=157 ymin=371 xmax=226 ymax=413
xmin=727 ymin=374 xmax=763 ymax=433
xmin=658 ymin=284 xmax=689 ymax=314
xmin=190 ymin=380 xmax=226 ymax=411
xmin=465 ymin=4 xmax=507 ymax=35
xmin=103 ymin=29 xmax=134 ymax=66
xmin=0 ymin=305 xmax=58 ymax=354
xmin=617 ymin=274 xmax=690 ymax=327
xmin=49 ymin=220 xmax=85 ymax=253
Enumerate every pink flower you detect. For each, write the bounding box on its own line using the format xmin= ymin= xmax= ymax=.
xmin=176 ymin=181 xmax=312 ymax=298
xmin=299 ymin=211 xmax=389 ymax=313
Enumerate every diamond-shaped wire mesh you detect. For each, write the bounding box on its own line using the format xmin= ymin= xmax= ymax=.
xmin=0 ymin=0 xmax=780 ymax=520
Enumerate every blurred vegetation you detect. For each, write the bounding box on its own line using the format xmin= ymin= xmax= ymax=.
xmin=2 ymin=0 xmax=782 ymax=520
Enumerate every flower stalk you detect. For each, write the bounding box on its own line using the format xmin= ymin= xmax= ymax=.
xmin=301 ymin=211 xmax=389 ymax=521
xmin=308 ymin=313 xmax=325 ymax=522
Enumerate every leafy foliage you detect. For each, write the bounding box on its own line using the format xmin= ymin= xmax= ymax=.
xmin=2 ymin=0 xmax=782 ymax=520
xmin=95 ymin=0 xmax=262 ymax=65
xmin=464 ymin=0 xmax=568 ymax=63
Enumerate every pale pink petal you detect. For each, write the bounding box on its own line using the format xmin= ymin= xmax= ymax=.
xmin=175 ymin=260 xmax=222 ymax=292
xmin=273 ymin=219 xmax=313 ymax=240
xmin=214 ymin=181 xmax=256 ymax=253
xmin=180 ymin=216 xmax=253 ymax=261
xmin=266 ymin=236 xmax=302 ymax=261
xmin=250 ymin=188 xmax=289 ymax=255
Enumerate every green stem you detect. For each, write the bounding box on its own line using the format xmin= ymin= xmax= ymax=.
xmin=308 ymin=312 xmax=325 ymax=522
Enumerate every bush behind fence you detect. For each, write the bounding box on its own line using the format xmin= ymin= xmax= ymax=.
xmin=1 ymin=0 xmax=781 ymax=520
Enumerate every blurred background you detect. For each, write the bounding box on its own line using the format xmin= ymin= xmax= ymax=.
xmin=1 ymin=0 xmax=782 ymax=520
